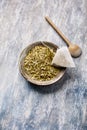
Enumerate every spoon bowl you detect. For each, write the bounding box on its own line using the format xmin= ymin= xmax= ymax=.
xmin=69 ymin=44 xmax=82 ymax=58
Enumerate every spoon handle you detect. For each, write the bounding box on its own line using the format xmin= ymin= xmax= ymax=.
xmin=45 ymin=16 xmax=71 ymax=46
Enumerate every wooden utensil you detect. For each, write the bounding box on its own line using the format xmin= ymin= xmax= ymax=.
xmin=45 ymin=16 xmax=82 ymax=58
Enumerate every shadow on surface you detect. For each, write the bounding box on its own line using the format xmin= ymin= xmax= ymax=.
xmin=28 ymin=70 xmax=71 ymax=94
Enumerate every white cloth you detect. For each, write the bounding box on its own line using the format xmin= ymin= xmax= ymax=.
xmin=52 ymin=47 xmax=75 ymax=67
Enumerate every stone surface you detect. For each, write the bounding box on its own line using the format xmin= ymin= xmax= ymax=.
xmin=0 ymin=0 xmax=87 ymax=130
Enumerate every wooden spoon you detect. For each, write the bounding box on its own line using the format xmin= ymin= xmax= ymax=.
xmin=45 ymin=16 xmax=82 ymax=58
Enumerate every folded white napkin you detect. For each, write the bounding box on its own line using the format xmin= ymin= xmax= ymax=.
xmin=52 ymin=47 xmax=75 ymax=67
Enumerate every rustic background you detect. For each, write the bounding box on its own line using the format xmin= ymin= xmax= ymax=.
xmin=0 ymin=0 xmax=87 ymax=130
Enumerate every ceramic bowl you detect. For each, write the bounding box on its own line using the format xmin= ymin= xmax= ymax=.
xmin=19 ymin=41 xmax=66 ymax=86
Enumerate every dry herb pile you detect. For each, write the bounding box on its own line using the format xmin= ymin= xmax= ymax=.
xmin=23 ymin=45 xmax=60 ymax=81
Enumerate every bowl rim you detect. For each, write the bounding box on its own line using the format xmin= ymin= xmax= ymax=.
xmin=19 ymin=41 xmax=66 ymax=86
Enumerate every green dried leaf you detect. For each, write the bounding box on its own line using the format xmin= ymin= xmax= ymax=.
xmin=23 ymin=45 xmax=61 ymax=81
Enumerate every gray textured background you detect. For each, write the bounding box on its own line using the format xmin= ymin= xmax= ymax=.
xmin=0 ymin=0 xmax=87 ymax=130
